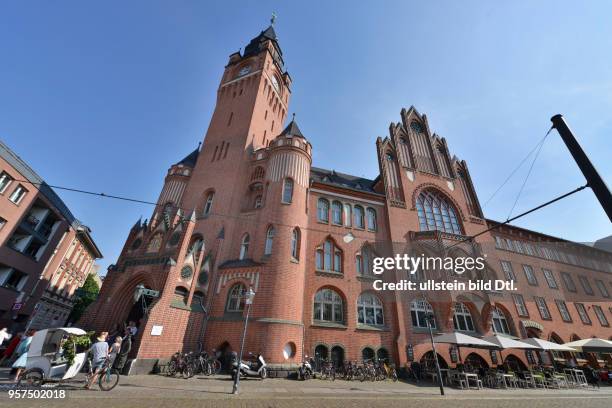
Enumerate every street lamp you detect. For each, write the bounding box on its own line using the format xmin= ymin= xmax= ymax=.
xmin=425 ymin=312 xmax=445 ymax=396
xmin=232 ymin=287 xmax=256 ymax=395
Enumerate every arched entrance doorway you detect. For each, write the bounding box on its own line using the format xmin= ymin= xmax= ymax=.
xmin=314 ymin=344 xmax=328 ymax=371
xmin=420 ymin=351 xmax=448 ymax=370
xmin=331 ymin=346 xmax=344 ymax=368
xmin=504 ymin=354 xmax=527 ymax=371
xmin=216 ymin=341 xmax=233 ymax=372
xmin=465 ymin=353 xmax=489 ymax=370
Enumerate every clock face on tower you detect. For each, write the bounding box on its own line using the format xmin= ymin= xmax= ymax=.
xmin=238 ymin=66 xmax=251 ymax=77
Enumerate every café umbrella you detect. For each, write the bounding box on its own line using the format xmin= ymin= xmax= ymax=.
xmin=522 ymin=337 xmax=576 ymax=369
xmin=562 ymin=338 xmax=612 ymax=353
xmin=482 ymin=334 xmax=539 ymax=366
xmin=432 ymin=332 xmax=498 ymax=363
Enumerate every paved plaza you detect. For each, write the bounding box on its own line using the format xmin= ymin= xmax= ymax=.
xmin=0 ymin=369 xmax=611 ymax=408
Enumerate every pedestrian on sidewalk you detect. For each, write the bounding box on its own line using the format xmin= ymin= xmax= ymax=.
xmin=108 ymin=336 xmax=122 ymax=366
xmin=113 ymin=328 xmax=131 ymax=373
xmin=0 ymin=328 xmax=11 ymax=346
xmin=0 ymin=332 xmax=22 ymax=367
xmin=12 ymin=330 xmax=35 ymax=381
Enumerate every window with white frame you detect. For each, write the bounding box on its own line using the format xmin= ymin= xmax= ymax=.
xmin=578 ymin=276 xmax=594 ymax=295
xmin=264 ymin=226 xmax=275 ymax=255
xmin=282 ymin=178 xmax=293 ymax=203
xmin=415 ymin=190 xmax=462 ymax=234
xmin=239 ymin=234 xmax=250 ymax=260
xmin=291 ymin=228 xmax=300 ymax=260
xmin=512 ymin=294 xmax=529 ymax=317
xmin=574 ymin=303 xmax=591 ymax=324
xmin=494 ymin=236 xmax=504 ymax=249
xmin=343 ymin=203 xmax=352 ymax=226
xmin=366 ymin=208 xmax=377 ymax=231
xmin=542 ymin=269 xmax=558 ymax=289
xmin=595 ymin=279 xmax=609 ymax=298
xmin=0 ymin=171 xmax=13 ymax=194
xmin=500 ymin=261 xmax=515 ymax=281
xmin=491 ymin=307 xmax=511 ymax=335
xmin=592 ymin=305 xmax=609 ymax=326
xmin=317 ymin=198 xmax=329 ymax=223
xmin=561 ymin=272 xmax=577 ymax=292
xmin=354 ymin=205 xmax=365 ymax=229
xmin=356 ymin=246 xmax=374 ymax=277
xmin=555 ymin=300 xmax=572 ymax=322
xmin=0 ymin=266 xmax=28 ymax=291
xmin=331 ymin=201 xmax=343 ymax=224
xmin=9 ymin=184 xmax=27 ymax=204
xmin=313 ymin=288 xmax=344 ymax=323
xmin=523 ymin=265 xmax=538 ymax=285
xmin=453 ymin=302 xmax=475 ymax=331
xmin=357 ymin=293 xmax=384 ymax=326
xmin=411 ymin=299 xmax=436 ymax=329
xmin=226 ymin=283 xmax=245 ymax=311
xmin=315 ymin=239 xmax=342 ymax=273
xmin=203 ymin=192 xmax=214 ymax=216
xmin=534 ymin=297 xmax=551 ymax=319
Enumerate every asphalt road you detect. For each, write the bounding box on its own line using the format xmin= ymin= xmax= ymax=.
xmin=1 ymin=370 xmax=610 ymax=408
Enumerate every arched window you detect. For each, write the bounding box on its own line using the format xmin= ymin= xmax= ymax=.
xmin=343 ymin=204 xmax=352 ymax=226
xmin=453 ymin=303 xmax=475 ymax=332
xmin=254 ymin=195 xmax=263 ymax=209
xmin=331 ymin=201 xmax=343 ymax=225
xmin=377 ymin=348 xmax=390 ymax=362
xmin=282 ymin=178 xmax=293 ymax=203
xmin=416 ymin=190 xmax=462 ymax=234
xmin=251 ymin=166 xmax=265 ymax=181
xmin=226 ymin=283 xmax=245 ymax=312
xmin=362 ymin=347 xmax=375 ymax=362
xmin=264 ymin=226 xmax=275 ymax=255
xmin=191 ymin=291 xmax=205 ymax=312
xmin=147 ymin=233 xmax=163 ymax=253
xmin=357 ymin=293 xmax=384 ymax=326
xmin=203 ymin=192 xmax=214 ymax=216
xmin=411 ymin=299 xmax=436 ymax=328
xmin=491 ymin=307 xmax=511 ymax=335
xmin=173 ymin=286 xmax=189 ymax=306
xmin=366 ymin=208 xmax=377 ymax=231
xmin=354 ymin=205 xmax=365 ymax=229
xmin=315 ymin=239 xmax=342 ymax=273
xmin=239 ymin=234 xmax=250 ymax=260
xmin=317 ymin=198 xmax=329 ymax=222
xmin=291 ymin=228 xmax=300 ymax=260
xmin=313 ymin=288 xmax=344 ymax=323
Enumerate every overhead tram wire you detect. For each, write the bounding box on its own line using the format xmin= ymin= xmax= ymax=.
xmin=481 ymin=128 xmax=552 ymax=209
xmin=505 ymin=127 xmax=551 ymax=220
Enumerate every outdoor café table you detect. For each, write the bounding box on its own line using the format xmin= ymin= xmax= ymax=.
xmin=502 ymin=373 xmax=518 ymax=388
xmin=464 ymin=372 xmax=482 ymax=389
xmin=572 ymin=369 xmax=588 ymax=387
xmin=440 ymin=368 xmax=450 ymax=385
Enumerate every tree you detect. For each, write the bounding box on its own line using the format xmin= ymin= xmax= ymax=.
xmin=67 ymin=274 xmax=100 ymax=324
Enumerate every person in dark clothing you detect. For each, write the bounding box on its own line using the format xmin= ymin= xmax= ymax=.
xmin=113 ymin=328 xmax=132 ymax=372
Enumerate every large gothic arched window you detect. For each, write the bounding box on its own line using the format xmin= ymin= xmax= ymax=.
xmin=313 ymin=288 xmax=344 ymax=323
xmin=416 ymin=190 xmax=462 ymax=234
xmin=453 ymin=302 xmax=475 ymax=332
xmin=357 ymin=293 xmax=384 ymax=326
xmin=491 ymin=307 xmax=511 ymax=335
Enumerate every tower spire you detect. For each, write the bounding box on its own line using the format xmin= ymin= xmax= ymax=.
xmin=270 ymin=11 xmax=277 ymax=26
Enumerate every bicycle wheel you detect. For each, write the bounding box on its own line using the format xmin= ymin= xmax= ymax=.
xmin=212 ymin=359 xmax=222 ymax=374
xmin=167 ymin=361 xmax=177 ymax=376
xmin=17 ymin=369 xmax=44 ymax=387
xmin=99 ymin=369 xmax=120 ymax=391
xmin=182 ymin=363 xmax=195 ymax=379
xmin=391 ymin=369 xmax=398 ymax=382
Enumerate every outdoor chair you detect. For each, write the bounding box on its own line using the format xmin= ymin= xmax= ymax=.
xmin=520 ymin=372 xmax=536 ymax=388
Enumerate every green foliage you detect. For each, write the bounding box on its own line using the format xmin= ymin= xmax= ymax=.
xmin=67 ymin=274 xmax=100 ymax=324
xmin=61 ymin=332 xmax=93 ymax=366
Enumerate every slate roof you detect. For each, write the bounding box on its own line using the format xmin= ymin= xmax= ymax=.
xmin=279 ymin=119 xmax=305 ymax=139
xmin=310 ymin=167 xmax=380 ymax=195
xmin=176 ymin=147 xmax=200 ymax=168
xmin=244 ymin=25 xmax=280 ymax=58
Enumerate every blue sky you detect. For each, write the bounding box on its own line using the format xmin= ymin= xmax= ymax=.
xmin=1 ymin=1 xmax=611 ymax=273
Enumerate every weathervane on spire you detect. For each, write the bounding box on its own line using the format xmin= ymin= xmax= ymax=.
xmin=292 ymin=112 xmax=296 ymax=121
xmin=270 ymin=12 xmax=277 ymax=26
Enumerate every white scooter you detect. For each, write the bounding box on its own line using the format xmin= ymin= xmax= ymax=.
xmin=298 ymin=355 xmax=315 ymax=380
xmin=231 ymin=352 xmax=267 ymax=380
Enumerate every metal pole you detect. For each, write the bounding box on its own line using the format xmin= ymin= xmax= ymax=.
xmin=427 ymin=316 xmax=445 ymax=396
xmin=232 ymin=297 xmax=252 ymax=395
xmin=551 ymin=114 xmax=612 ymax=222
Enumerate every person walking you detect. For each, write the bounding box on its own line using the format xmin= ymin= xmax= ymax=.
xmin=0 ymin=332 xmax=22 ymax=367
xmin=0 ymin=327 xmax=11 ymax=346
xmin=12 ymin=330 xmax=35 ymax=382
xmin=85 ymin=331 xmax=109 ymax=389
xmin=113 ymin=328 xmax=131 ymax=373
xmin=108 ymin=336 xmax=122 ymax=366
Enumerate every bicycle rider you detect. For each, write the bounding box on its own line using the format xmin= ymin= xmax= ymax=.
xmin=85 ymin=331 xmax=109 ymax=389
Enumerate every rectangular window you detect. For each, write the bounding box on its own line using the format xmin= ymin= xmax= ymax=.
xmin=523 ymin=243 xmax=534 ymax=256
xmin=514 ymin=240 xmax=524 ymax=254
xmin=505 ymin=238 xmax=514 ymax=251
xmin=494 ymin=236 xmax=504 ymax=249
xmin=8 ymin=184 xmax=27 ymax=204
xmin=593 ymin=305 xmax=609 ymax=327
xmin=523 ymin=265 xmax=538 ymax=286
xmin=555 ymin=300 xmax=572 ymax=322
xmin=578 ymin=276 xmax=594 ymax=295
xmin=575 ymin=303 xmax=591 ymax=324
xmin=542 ymin=269 xmax=558 ymax=289
xmin=0 ymin=171 xmax=13 ymax=194
xmin=595 ymin=280 xmax=609 ymax=298
xmin=534 ymin=296 xmax=551 ymax=319
xmin=561 ymin=272 xmax=577 ymax=292
xmin=0 ymin=267 xmax=28 ymax=291
xmin=512 ymin=294 xmax=529 ymax=317
xmin=500 ymin=261 xmax=515 ymax=281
